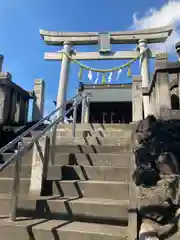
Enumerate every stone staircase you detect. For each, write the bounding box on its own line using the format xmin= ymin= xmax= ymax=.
xmin=0 ymin=123 xmax=137 ymax=240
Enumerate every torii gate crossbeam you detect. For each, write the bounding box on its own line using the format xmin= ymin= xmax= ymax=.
xmin=40 ymin=25 xmax=173 ymax=45
xmin=40 ymin=25 xmax=173 ymax=121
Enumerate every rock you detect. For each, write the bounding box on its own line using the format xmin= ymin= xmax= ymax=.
xmin=139 ymin=220 xmax=159 ymax=240
xmin=157 ymin=152 xmax=180 ymax=176
xmin=132 ymin=165 xmax=160 ymax=187
xmin=138 ymin=179 xmax=176 ymax=223
xmin=135 ymin=115 xmax=157 ymax=133
xmin=134 ymin=116 xmax=180 ymax=187
xmin=134 ymin=116 xmax=180 ymax=232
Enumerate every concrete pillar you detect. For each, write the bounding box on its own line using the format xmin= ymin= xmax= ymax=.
xmin=0 ymin=73 xmax=12 ymax=124
xmin=11 ymin=91 xmax=17 ymax=122
xmin=19 ymin=97 xmax=24 ymax=123
xmin=84 ymin=96 xmax=90 ymax=123
xmin=81 ymin=93 xmax=86 ymax=123
xmin=151 ymin=86 xmax=157 ymax=116
xmin=24 ymin=99 xmax=29 ymax=123
xmin=19 ymin=97 xmax=27 ymax=124
xmin=170 ymin=73 xmax=179 ymax=109
xmin=155 ymin=80 xmax=160 ymax=116
xmin=15 ymin=93 xmax=21 ymax=123
xmin=56 ymin=41 xmax=72 ymax=122
xmin=155 ymin=53 xmax=171 ymax=116
xmin=0 ymin=86 xmax=6 ymax=124
xmin=132 ymin=76 xmax=143 ymax=121
xmin=156 ymin=72 xmax=171 ymax=115
xmin=32 ymin=79 xmax=45 ymax=122
xmin=170 ymin=73 xmax=178 ymax=92
xmin=29 ymin=136 xmax=50 ymax=197
xmin=138 ymin=40 xmax=150 ymax=118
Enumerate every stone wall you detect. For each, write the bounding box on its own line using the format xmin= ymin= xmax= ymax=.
xmin=147 ymin=59 xmax=180 ymax=120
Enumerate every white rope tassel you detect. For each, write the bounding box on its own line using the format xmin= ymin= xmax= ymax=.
xmin=116 ymin=69 xmax=122 ymax=80
xmin=108 ymin=72 xmax=112 ymax=83
xmin=88 ymin=70 xmax=93 ymax=81
xmin=94 ymin=72 xmax=99 ymax=85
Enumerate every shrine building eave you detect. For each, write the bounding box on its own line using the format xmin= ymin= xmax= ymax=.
xmin=82 ymin=84 xmax=132 ymax=102
xmin=39 ymin=25 xmax=173 ymax=46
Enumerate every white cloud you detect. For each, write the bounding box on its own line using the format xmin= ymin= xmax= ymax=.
xmin=132 ymin=0 xmax=180 ymax=53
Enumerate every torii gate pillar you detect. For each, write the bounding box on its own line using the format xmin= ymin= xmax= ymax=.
xmin=139 ymin=40 xmax=150 ymax=118
xmin=56 ymin=41 xmax=72 ymax=122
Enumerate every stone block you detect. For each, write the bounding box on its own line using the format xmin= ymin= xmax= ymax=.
xmin=32 ymin=79 xmax=45 ymax=122
xmin=132 ymin=75 xmax=143 ymax=121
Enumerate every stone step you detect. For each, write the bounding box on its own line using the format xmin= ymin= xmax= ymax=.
xmin=53 ymin=145 xmax=131 ymax=154
xmin=0 ymin=196 xmax=129 ymax=225
xmin=47 ymin=165 xmax=129 ymax=182
xmin=0 ymin=165 xmax=31 ymax=178
xmin=2 ymin=152 xmax=131 ymax=167
xmin=33 ymin=129 xmax=131 ymax=138
xmin=52 ymin=153 xmax=131 ymax=167
xmin=43 ymin=180 xmax=129 ymax=200
xmin=56 ymin=129 xmax=132 ymax=138
xmin=54 ymin=137 xmax=131 ymax=146
xmin=57 ymin=123 xmax=134 ymax=131
xmin=2 ymin=150 xmax=33 ymax=165
xmin=0 ymin=178 xmax=30 ymax=195
xmin=34 ymin=220 xmax=128 ymax=240
xmin=0 ymin=217 xmax=128 ymax=240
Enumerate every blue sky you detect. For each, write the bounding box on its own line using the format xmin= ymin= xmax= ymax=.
xmin=0 ymin=0 xmax=177 ymax=117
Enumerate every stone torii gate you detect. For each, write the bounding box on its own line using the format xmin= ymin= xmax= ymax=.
xmin=40 ymin=25 xmax=173 ymax=121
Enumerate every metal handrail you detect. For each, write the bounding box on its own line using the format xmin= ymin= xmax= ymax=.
xmin=0 ymin=92 xmax=86 ymax=221
xmin=0 ymin=105 xmax=74 ymax=172
xmin=0 ymin=94 xmax=78 ymax=155
xmin=0 ymin=93 xmax=84 ymax=171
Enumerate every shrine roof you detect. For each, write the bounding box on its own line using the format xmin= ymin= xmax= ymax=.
xmin=83 ymin=84 xmax=132 ymax=102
